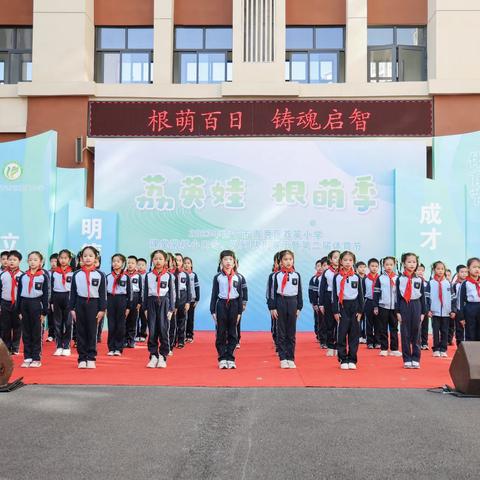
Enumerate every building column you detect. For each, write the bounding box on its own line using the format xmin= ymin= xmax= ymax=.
xmin=153 ymin=0 xmax=174 ymax=85
xmin=345 ymin=0 xmax=368 ymax=84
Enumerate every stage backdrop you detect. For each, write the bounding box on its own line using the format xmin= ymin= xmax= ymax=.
xmin=0 ymin=131 xmax=57 ymax=263
xmin=95 ymin=138 xmax=426 ymax=331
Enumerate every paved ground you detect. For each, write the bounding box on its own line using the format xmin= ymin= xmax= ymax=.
xmin=1 ymin=386 xmax=478 ymax=480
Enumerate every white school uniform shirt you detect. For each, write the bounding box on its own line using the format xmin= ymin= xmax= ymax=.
xmin=427 ymin=278 xmax=454 ymax=317
xmin=376 ymin=273 xmax=397 ymax=310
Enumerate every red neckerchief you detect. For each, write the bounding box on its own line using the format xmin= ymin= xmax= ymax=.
xmin=367 ymin=273 xmax=379 ymax=296
xmin=386 ymin=271 xmax=396 ymax=287
xmin=338 ymin=268 xmax=355 ymax=305
xmin=138 ymin=269 xmax=146 ymax=275
xmin=328 ymin=266 xmax=337 ymax=274
xmin=403 ymin=270 xmax=414 ymax=303
xmin=223 ymin=269 xmax=234 ymax=304
xmin=81 ymin=266 xmax=96 ymax=301
xmin=466 ymin=276 xmax=480 ymax=297
xmin=433 ymin=274 xmax=445 ymax=306
xmin=280 ymin=267 xmax=295 ymax=295
xmin=177 ymin=267 xmax=184 ymax=273
xmin=8 ymin=268 xmax=20 ymax=304
xmin=55 ymin=266 xmax=72 ymax=287
xmin=169 ymin=268 xmax=175 ymax=274
xmin=111 ymin=270 xmax=124 ymax=295
xmin=314 ymin=271 xmax=322 ymax=278
xmin=273 ymin=266 xmax=279 ymax=273
xmin=26 ymin=269 xmax=44 ymax=294
xmin=153 ymin=268 xmax=168 ymax=296
xmin=125 ymin=269 xmax=137 ymax=278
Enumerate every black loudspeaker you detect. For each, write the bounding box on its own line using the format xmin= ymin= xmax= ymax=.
xmin=0 ymin=339 xmax=13 ymax=387
xmin=449 ymin=342 xmax=480 ymax=396
xmin=75 ymin=137 xmax=83 ymax=164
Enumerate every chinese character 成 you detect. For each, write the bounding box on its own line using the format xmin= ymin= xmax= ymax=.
xmin=420 ymin=203 xmax=442 ymax=224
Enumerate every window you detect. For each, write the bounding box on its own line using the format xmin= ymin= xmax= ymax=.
xmin=285 ymin=27 xmax=345 ymax=83
xmin=368 ymin=27 xmax=426 ymax=82
xmin=174 ymin=27 xmax=232 ymax=84
xmin=95 ymin=27 xmax=153 ymax=84
xmin=0 ymin=27 xmax=32 ymax=84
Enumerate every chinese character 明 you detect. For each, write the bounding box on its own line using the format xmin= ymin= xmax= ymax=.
xmin=296 ymin=109 xmax=322 ymax=131
xmin=323 ymin=109 xmax=343 ymax=131
xmin=81 ymin=218 xmax=102 ymax=240
xmin=135 ymin=174 xmax=175 ymax=211
xmin=230 ymin=111 xmax=243 ymax=130
xmin=420 ymin=203 xmax=442 ymax=224
xmin=349 ymin=108 xmax=371 ymax=132
xmin=313 ymin=179 xmax=345 ymax=209
xmin=353 ymin=175 xmax=378 ymax=213
xmin=176 ymin=109 xmax=196 ymax=133
xmin=179 ymin=176 xmax=207 ymax=209
xmin=147 ymin=110 xmax=173 ymax=132
xmin=202 ymin=111 xmax=221 ymax=131
xmin=271 ymin=107 xmax=296 ymax=132
xmin=272 ymin=181 xmax=307 ymax=206
xmin=420 ymin=227 xmax=441 ymax=250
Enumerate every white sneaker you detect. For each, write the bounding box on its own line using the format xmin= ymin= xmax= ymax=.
xmin=440 ymin=352 xmax=448 ymax=358
xmin=107 ymin=351 xmax=115 ymax=356
xmin=280 ymin=359 xmax=290 ymax=369
xmin=46 ymin=336 xmax=54 ymax=342
xmin=61 ymin=348 xmax=71 ymax=356
xmin=53 ymin=348 xmax=63 ymax=356
xmin=340 ymin=363 xmax=349 ymax=370
xmin=113 ymin=351 xmax=121 ymax=356
xmin=404 ymin=362 xmax=412 ymax=369
xmin=157 ymin=356 xmax=167 ymax=368
xmin=168 ymin=350 xmax=173 ymax=357
xmin=219 ymin=360 xmax=228 ymax=369
xmin=235 ymin=343 xmax=240 ymax=349
xmin=147 ymin=356 xmax=158 ymax=368
xmin=412 ymin=361 xmax=420 ymax=369
xmin=379 ymin=350 xmax=388 ymax=357
xmin=333 ymin=349 xmax=338 ymax=356
xmin=359 ymin=337 xmax=367 ymax=344
xmin=287 ymin=360 xmax=296 ymax=369
xmin=30 ymin=360 xmax=42 ymax=368
xmin=78 ymin=361 xmax=87 ymax=369
xmin=86 ymin=360 xmax=96 ymax=369
xmin=389 ymin=350 xmax=402 ymax=357
xmin=433 ymin=351 xmax=441 ymax=357
xmin=21 ymin=358 xmax=32 ymax=368
xmin=326 ymin=349 xmax=334 ymax=357
xmin=227 ymin=360 xmax=237 ymax=369
xmin=348 ymin=363 xmax=357 ymax=370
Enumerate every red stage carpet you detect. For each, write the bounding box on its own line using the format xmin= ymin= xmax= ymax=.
xmin=11 ymin=332 xmax=454 ymax=388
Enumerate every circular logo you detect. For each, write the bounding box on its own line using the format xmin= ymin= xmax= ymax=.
xmin=3 ymin=162 xmax=22 ymax=181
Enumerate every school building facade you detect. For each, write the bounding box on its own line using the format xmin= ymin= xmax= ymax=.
xmin=1 ymin=0 xmax=480 ymax=205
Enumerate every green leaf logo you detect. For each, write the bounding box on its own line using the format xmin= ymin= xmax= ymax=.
xmin=3 ymin=162 xmax=22 ymax=181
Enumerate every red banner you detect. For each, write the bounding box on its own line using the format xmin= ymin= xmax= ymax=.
xmin=88 ymin=100 xmax=433 ymax=138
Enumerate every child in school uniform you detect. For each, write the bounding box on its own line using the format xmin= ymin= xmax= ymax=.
xmin=319 ymin=249 xmax=340 ymax=357
xmin=373 ymin=256 xmax=401 ymax=357
xmin=167 ymin=252 xmax=178 ymax=355
xmin=235 ymin=259 xmax=248 ymax=349
xmin=136 ymin=257 xmax=148 ymax=342
xmin=69 ymin=246 xmax=107 ymax=369
xmin=417 ymin=263 xmax=430 ymax=350
xmin=17 ymin=251 xmax=50 ymax=368
xmin=210 ymin=250 xmax=243 ymax=369
xmin=309 ymin=259 xmax=323 ymax=344
xmin=269 ymin=250 xmax=303 ymax=369
xmin=124 ymin=255 xmax=142 ymax=349
xmin=332 ymin=251 xmax=364 ymax=370
xmin=364 ymin=258 xmax=380 ymax=350
xmin=94 ymin=255 xmax=106 ymax=344
xmin=106 ymin=254 xmax=131 ymax=356
xmin=355 ymin=261 xmax=367 ymax=344
xmin=184 ymin=256 xmax=200 ymax=343
xmin=51 ymin=249 xmax=74 ymax=357
xmin=144 ymin=250 xmax=176 ymax=368
xmin=425 ymin=261 xmax=456 ymax=358
xmin=459 ymin=257 xmax=480 ymax=341
xmin=0 ymin=250 xmax=23 ymax=355
xmin=0 ymin=251 xmax=9 ymax=271
xmin=452 ymin=264 xmax=468 ymax=346
xmin=173 ymin=253 xmax=191 ymax=349
xmin=267 ymin=252 xmax=281 ymax=348
xmin=46 ymin=253 xmax=58 ymax=343
xmin=396 ymin=253 xmax=427 ymax=369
